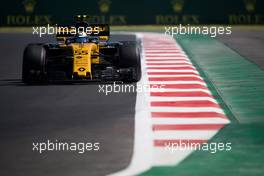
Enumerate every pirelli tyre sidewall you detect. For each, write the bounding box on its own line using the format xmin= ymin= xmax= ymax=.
xmin=119 ymin=41 xmax=141 ymax=82
xmin=22 ymin=44 xmax=47 ymax=83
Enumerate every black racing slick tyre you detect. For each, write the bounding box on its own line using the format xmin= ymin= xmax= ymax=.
xmin=119 ymin=41 xmax=141 ymax=82
xmin=22 ymin=44 xmax=47 ymax=84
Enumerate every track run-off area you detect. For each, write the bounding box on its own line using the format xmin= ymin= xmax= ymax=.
xmin=110 ymin=33 xmax=230 ymax=176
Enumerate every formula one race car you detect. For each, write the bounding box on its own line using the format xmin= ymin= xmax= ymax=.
xmin=22 ymin=16 xmax=141 ymax=83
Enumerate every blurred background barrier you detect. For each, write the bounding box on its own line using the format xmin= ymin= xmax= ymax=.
xmin=0 ymin=0 xmax=264 ymax=26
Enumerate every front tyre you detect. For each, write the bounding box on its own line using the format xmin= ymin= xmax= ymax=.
xmin=22 ymin=44 xmax=47 ymax=84
xmin=119 ymin=41 xmax=141 ymax=82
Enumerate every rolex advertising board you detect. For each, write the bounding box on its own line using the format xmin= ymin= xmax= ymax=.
xmin=0 ymin=0 xmax=263 ymax=26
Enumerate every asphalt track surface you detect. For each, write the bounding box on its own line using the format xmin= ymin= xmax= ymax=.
xmin=0 ymin=34 xmax=136 ymax=176
xmin=218 ymin=30 xmax=264 ymax=69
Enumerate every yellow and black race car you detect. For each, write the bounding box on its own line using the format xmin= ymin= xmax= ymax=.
xmin=22 ymin=16 xmax=141 ymax=83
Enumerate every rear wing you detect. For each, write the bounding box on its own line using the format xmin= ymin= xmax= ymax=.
xmin=56 ymin=24 xmax=110 ymax=42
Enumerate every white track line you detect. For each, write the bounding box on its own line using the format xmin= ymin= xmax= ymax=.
xmin=153 ymin=130 xmax=220 ymax=140
xmin=149 ymin=107 xmax=225 ymax=114
xmin=147 ymin=69 xmax=198 ymax=73
xmin=152 ymin=118 xmax=229 ymax=125
xmin=148 ymin=81 xmax=207 ymax=85
xmin=148 ymin=97 xmax=218 ymax=103
xmin=147 ymin=75 xmax=203 ymax=78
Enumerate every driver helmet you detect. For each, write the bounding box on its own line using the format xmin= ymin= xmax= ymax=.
xmin=76 ymin=32 xmax=89 ymax=43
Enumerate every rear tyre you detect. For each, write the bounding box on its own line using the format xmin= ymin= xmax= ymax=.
xmin=119 ymin=41 xmax=141 ymax=82
xmin=22 ymin=44 xmax=47 ymax=84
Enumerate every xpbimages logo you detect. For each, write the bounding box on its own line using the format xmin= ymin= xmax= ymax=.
xmin=165 ymin=24 xmax=232 ymax=38
xmin=164 ymin=140 xmax=232 ymax=154
xmin=32 ymin=24 xmax=105 ymax=37
xmin=32 ymin=140 xmax=100 ymax=154
xmin=98 ymin=82 xmax=165 ymax=95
